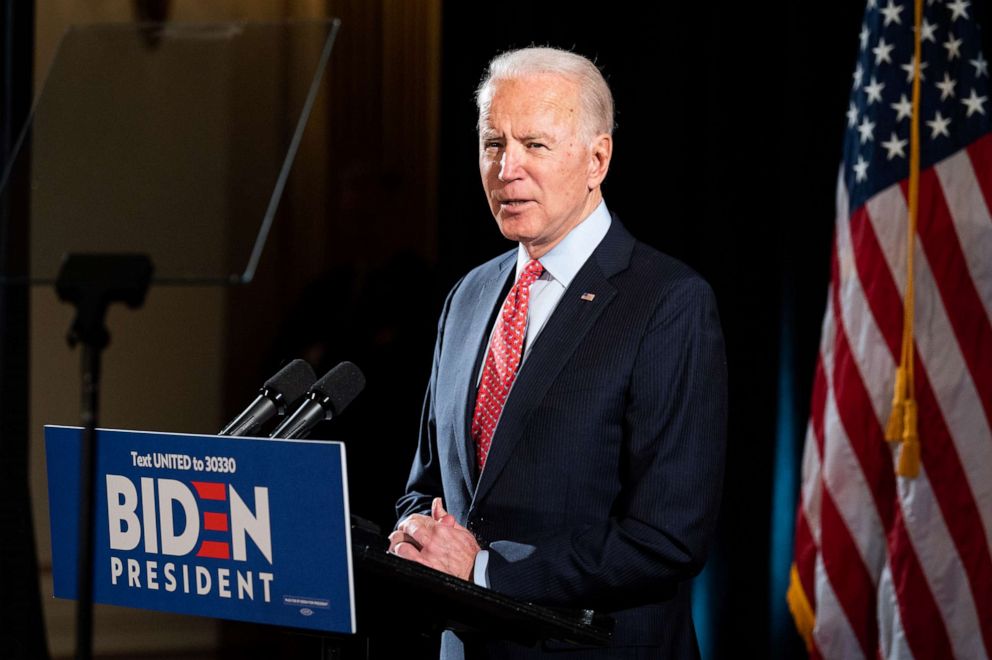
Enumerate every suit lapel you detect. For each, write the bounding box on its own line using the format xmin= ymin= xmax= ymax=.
xmin=472 ymin=218 xmax=635 ymax=505
xmin=450 ymin=253 xmax=515 ymax=493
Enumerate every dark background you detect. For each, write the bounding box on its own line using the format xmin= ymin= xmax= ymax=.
xmin=8 ymin=2 xmax=988 ymax=658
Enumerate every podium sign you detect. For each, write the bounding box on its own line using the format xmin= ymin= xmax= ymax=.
xmin=45 ymin=426 xmax=355 ymax=634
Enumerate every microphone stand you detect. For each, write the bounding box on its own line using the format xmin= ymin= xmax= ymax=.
xmin=55 ymin=254 xmax=152 ymax=660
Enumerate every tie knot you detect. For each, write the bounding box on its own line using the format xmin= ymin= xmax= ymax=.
xmin=521 ymin=259 xmax=544 ymax=283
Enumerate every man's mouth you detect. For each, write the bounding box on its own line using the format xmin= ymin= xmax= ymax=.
xmin=500 ymin=199 xmax=533 ymax=207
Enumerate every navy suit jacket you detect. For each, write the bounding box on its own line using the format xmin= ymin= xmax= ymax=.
xmin=397 ymin=218 xmax=727 ymax=658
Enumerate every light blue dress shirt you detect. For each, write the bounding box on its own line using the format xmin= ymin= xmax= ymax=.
xmin=472 ymin=200 xmax=612 ymax=587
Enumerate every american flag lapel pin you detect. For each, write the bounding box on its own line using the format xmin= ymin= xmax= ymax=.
xmin=580 ymin=292 xmax=596 ymax=302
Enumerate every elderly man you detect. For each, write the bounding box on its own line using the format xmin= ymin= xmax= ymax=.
xmin=391 ymin=47 xmax=727 ymax=658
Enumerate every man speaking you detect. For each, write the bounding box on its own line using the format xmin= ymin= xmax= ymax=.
xmin=391 ymin=46 xmax=727 ymax=658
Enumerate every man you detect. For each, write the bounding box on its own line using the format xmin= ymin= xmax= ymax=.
xmin=391 ymin=47 xmax=727 ymax=658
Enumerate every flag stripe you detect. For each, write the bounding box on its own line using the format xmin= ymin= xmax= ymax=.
xmin=800 ymin=302 xmax=835 ymax=657
xmin=821 ymin=382 xmax=887 ymax=580
xmin=912 ymin=169 xmax=992 ymax=428
xmin=887 ymin=503 xmax=956 ymax=660
xmin=203 ymin=512 xmax=228 ymax=532
xmin=937 ymin=142 xmax=992 ymax=323
xmin=965 ymin=133 xmax=992 ymax=226
xmin=819 ymin=485 xmax=877 ymax=656
xmin=191 ymin=481 xmax=226 ymax=501
xmin=795 ymin=504 xmax=819 ymax=613
xmin=828 ymin=243 xmax=895 ymax=529
xmin=804 ymin=354 xmax=829 ymax=548
xmin=849 ymin=206 xmax=903 ymax=358
xmin=877 ymin=562 xmax=914 ymax=660
xmin=813 ymin=553 xmax=866 ymax=660
xmin=801 ymin=430 xmax=824 ymax=551
xmin=911 ymin=370 xmax=992 ymax=658
xmin=839 ymin=206 xmax=899 ymax=426
xmin=811 ymin=353 xmax=828 ymax=457
xmin=195 ymin=540 xmax=230 ymax=560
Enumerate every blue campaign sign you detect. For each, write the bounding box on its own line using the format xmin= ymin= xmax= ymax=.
xmin=45 ymin=426 xmax=355 ymax=634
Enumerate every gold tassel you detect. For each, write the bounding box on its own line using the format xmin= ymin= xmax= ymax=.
xmin=885 ymin=367 xmax=907 ymax=442
xmin=787 ymin=564 xmax=815 ymax=652
xmin=896 ymin=399 xmax=920 ymax=477
xmin=890 ymin=0 xmax=923 ymax=480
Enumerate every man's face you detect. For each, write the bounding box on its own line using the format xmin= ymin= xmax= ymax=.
xmin=478 ymin=74 xmax=611 ymax=258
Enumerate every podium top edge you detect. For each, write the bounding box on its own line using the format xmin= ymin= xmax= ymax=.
xmin=43 ymin=425 xmax=346 ymax=447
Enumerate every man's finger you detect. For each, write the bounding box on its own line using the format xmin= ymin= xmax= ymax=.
xmin=433 ymin=497 xmax=457 ymax=526
xmin=396 ymin=518 xmax=433 ymax=547
xmin=396 ymin=513 xmax=428 ymax=535
xmin=391 ymin=541 xmax=429 ymax=567
xmin=387 ymin=530 xmax=420 ymax=553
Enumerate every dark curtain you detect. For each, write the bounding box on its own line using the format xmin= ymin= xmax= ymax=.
xmin=0 ymin=1 xmax=49 ymax=658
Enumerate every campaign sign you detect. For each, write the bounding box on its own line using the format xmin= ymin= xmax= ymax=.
xmin=45 ymin=426 xmax=355 ymax=634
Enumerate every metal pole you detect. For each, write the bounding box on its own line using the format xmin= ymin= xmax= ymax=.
xmin=74 ymin=343 xmax=101 ymax=660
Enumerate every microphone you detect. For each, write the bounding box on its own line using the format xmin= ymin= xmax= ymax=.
xmin=269 ymin=361 xmax=366 ymax=439
xmin=219 ymin=359 xmax=317 ymax=437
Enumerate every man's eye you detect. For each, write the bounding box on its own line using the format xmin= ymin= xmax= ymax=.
xmin=528 ymin=142 xmax=547 ymax=149
xmin=484 ymin=141 xmax=503 ymax=149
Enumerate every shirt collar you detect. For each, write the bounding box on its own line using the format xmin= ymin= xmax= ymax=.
xmin=515 ymin=200 xmax=612 ymax=288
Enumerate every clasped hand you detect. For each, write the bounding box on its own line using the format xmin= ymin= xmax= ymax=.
xmin=389 ymin=498 xmax=480 ymax=581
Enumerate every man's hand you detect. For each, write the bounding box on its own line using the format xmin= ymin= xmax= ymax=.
xmin=388 ymin=498 xmax=480 ymax=580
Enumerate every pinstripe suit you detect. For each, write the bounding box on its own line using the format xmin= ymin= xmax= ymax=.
xmin=398 ymin=217 xmax=727 ymax=658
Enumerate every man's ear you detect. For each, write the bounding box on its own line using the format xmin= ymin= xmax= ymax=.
xmin=587 ymin=133 xmax=613 ymax=189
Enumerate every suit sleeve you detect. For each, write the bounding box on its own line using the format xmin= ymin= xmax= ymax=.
xmin=395 ymin=277 xmax=464 ymax=523
xmin=485 ymin=275 xmax=727 ymax=608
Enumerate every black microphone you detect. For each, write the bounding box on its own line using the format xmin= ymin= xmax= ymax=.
xmin=269 ymin=361 xmax=366 ymax=439
xmin=219 ymin=359 xmax=317 ymax=436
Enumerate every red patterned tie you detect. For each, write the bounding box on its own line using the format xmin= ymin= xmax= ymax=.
xmin=471 ymin=259 xmax=544 ymax=471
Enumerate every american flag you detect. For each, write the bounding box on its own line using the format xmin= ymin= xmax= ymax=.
xmin=788 ymin=0 xmax=992 ymax=658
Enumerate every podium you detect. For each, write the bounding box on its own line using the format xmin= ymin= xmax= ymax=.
xmin=350 ymin=528 xmax=613 ymax=648
xmin=45 ymin=426 xmax=612 ymax=656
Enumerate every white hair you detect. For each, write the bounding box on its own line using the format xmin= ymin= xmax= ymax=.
xmin=475 ymin=46 xmax=615 ymax=140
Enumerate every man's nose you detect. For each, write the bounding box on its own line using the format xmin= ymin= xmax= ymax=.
xmin=498 ymin=144 xmax=523 ymax=181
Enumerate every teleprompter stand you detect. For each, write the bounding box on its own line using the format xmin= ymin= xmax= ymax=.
xmin=54 ymin=254 xmax=153 ymax=660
